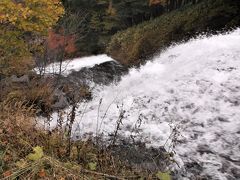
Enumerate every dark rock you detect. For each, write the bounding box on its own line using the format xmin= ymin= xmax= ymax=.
xmin=10 ymin=75 xmax=29 ymax=83
xmin=217 ymin=117 xmax=229 ymax=122
xmin=52 ymin=89 xmax=69 ymax=110
xmin=47 ymin=61 xmax=128 ymax=111
xmin=184 ymin=161 xmax=203 ymax=176
xmin=68 ymin=61 xmax=128 ymax=85
xmin=197 ymin=144 xmax=214 ymax=155
xmin=231 ymin=167 xmax=240 ymax=179
xmin=109 ymin=140 xmax=171 ymax=172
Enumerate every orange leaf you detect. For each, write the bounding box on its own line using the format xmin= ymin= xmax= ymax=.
xmin=3 ymin=171 xmax=12 ymax=177
xmin=38 ymin=169 xmax=46 ymax=178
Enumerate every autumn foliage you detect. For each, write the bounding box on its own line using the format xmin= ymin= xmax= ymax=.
xmin=48 ymin=30 xmax=77 ymax=55
xmin=0 ymin=0 xmax=64 ymax=76
xmin=0 ymin=0 xmax=64 ymax=34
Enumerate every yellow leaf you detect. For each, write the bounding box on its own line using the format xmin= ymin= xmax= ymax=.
xmin=88 ymin=162 xmax=97 ymax=171
xmin=156 ymin=171 xmax=171 ymax=180
xmin=27 ymin=146 xmax=44 ymax=161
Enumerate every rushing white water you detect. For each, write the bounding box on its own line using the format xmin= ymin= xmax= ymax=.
xmin=50 ymin=29 xmax=240 ymax=179
xmin=35 ymin=54 xmax=113 ymax=76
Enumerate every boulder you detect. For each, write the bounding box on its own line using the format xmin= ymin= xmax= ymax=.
xmin=10 ymin=75 xmax=29 ymax=83
xmin=52 ymin=89 xmax=69 ymax=110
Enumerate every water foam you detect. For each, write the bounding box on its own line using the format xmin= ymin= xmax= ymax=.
xmin=35 ymin=54 xmax=113 ymax=76
xmin=54 ymin=29 xmax=240 ymax=179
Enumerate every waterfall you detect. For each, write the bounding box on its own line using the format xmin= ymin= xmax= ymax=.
xmin=52 ymin=29 xmax=240 ymax=179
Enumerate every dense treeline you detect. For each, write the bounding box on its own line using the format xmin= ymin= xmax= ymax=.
xmin=158 ymin=0 xmax=202 ymax=11
xmin=60 ymin=0 xmax=202 ymax=55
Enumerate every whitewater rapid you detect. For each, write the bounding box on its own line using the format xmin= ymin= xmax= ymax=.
xmin=35 ymin=54 xmax=113 ymax=76
xmin=51 ymin=29 xmax=240 ymax=179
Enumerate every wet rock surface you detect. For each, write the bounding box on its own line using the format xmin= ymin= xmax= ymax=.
xmin=109 ymin=140 xmax=172 ymax=172
xmin=10 ymin=75 xmax=30 ymax=83
xmin=67 ymin=61 xmax=128 ymax=85
xmin=50 ymin=60 xmax=128 ymax=110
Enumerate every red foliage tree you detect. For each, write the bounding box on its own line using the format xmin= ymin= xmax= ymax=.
xmin=47 ymin=30 xmax=76 ymax=55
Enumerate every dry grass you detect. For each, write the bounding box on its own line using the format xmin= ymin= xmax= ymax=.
xmin=0 ymin=99 xmax=149 ymax=179
xmin=0 ymin=100 xmax=40 ymax=178
xmin=4 ymin=78 xmax=55 ymax=114
xmin=0 ymin=75 xmax=164 ymax=179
